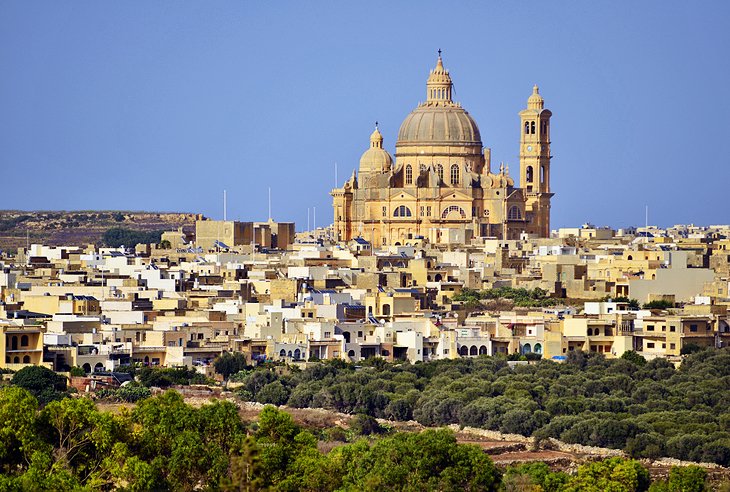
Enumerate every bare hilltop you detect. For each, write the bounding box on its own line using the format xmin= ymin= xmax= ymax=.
xmin=0 ymin=210 xmax=199 ymax=252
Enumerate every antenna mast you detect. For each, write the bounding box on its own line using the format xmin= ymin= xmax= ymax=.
xmin=223 ymin=190 xmax=227 ymax=221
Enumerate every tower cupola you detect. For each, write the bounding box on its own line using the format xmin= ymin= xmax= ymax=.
xmin=527 ymin=85 xmax=544 ymax=110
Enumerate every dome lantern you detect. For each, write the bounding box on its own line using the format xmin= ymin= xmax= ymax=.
xmin=370 ymin=122 xmax=384 ymax=149
xmin=426 ymin=50 xmax=454 ymax=107
xmin=396 ymin=53 xmax=482 ymax=148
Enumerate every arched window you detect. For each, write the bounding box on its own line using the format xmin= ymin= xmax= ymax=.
xmin=405 ymin=165 xmax=412 ymax=185
xmin=441 ymin=205 xmax=467 ymax=219
xmin=450 ymin=164 xmax=459 ymax=185
xmin=22 ymin=355 xmax=30 ymax=364
xmin=534 ymin=343 xmax=542 ymax=354
xmin=20 ymin=335 xmax=28 ymax=347
xmin=524 ymin=122 xmax=530 ymax=134
xmin=541 ymin=121 xmax=546 ymax=134
xmin=393 ymin=205 xmax=412 ymax=217
xmin=469 ymin=346 xmax=478 ymax=356
xmin=508 ymin=206 xmax=522 ymax=220
xmin=530 ymin=121 xmax=536 ymax=134
xmin=382 ymin=304 xmax=391 ymax=316
xmin=540 ymin=165 xmax=545 ymax=184
xmin=526 ymin=166 xmax=534 ymax=183
xmin=436 ymin=164 xmax=444 ymax=181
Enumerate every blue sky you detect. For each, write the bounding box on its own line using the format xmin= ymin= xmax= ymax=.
xmin=1 ymin=1 xmax=728 ymax=230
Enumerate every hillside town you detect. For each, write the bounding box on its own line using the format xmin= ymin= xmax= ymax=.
xmin=5 ymin=53 xmax=728 ymax=380
xmin=2 ymin=218 xmax=729 ymax=377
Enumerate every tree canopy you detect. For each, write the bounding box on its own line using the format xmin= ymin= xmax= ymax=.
xmin=11 ymin=365 xmax=68 ymax=405
xmin=0 ymin=387 xmax=721 ymax=491
xmin=229 ymin=348 xmax=730 ymax=466
xmin=102 ymin=227 xmax=164 ymax=248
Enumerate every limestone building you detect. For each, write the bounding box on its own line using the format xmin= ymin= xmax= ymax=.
xmin=331 ymin=54 xmax=554 ymax=245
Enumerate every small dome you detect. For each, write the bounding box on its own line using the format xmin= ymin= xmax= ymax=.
xmin=528 ymin=85 xmax=544 ymax=110
xmin=359 ymin=124 xmax=392 ymax=175
xmin=359 ymin=147 xmax=393 ymax=174
xmin=397 ymin=106 xmax=482 ymax=146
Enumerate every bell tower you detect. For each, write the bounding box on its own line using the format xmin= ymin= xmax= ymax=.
xmin=519 ymin=85 xmax=553 ymax=236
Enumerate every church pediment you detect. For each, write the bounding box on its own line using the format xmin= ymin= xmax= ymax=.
xmin=389 ymin=190 xmax=418 ymax=201
xmin=439 ymin=190 xmax=473 ymax=201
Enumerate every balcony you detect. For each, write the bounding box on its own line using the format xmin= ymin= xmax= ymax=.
xmin=132 ymin=346 xmax=166 ymax=353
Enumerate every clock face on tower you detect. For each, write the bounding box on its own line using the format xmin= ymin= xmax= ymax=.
xmin=526 ymin=145 xmax=533 ymax=152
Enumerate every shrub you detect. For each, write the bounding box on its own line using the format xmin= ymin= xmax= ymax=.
xmin=350 ymin=414 xmax=386 ymax=436
xmin=11 ymin=366 xmax=67 ymax=405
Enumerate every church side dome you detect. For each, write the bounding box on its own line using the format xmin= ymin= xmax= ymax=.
xmin=359 ymin=125 xmax=393 ymax=175
xmin=396 ymin=53 xmax=482 ymax=148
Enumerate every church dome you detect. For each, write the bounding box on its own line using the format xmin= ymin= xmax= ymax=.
xmin=396 ymin=53 xmax=483 ymax=147
xmin=359 ymin=125 xmax=393 ymax=174
xmin=397 ymin=106 xmax=481 ymax=146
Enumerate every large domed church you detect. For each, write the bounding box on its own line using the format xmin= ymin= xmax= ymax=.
xmin=331 ymin=53 xmax=553 ymax=246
